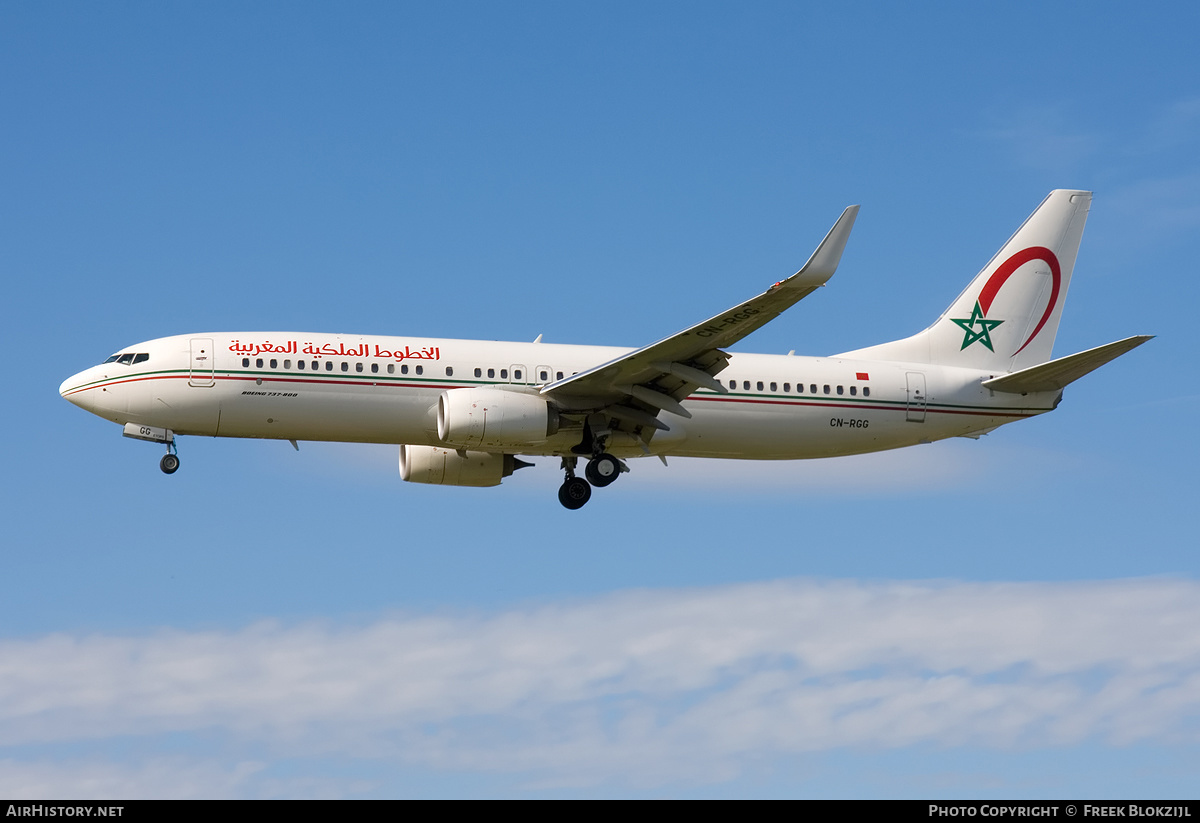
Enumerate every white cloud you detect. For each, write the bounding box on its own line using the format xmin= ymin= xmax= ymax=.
xmin=1 ymin=577 xmax=1199 ymax=795
xmin=0 ymin=759 xmax=268 ymax=801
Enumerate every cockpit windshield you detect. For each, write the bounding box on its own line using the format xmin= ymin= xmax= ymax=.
xmin=104 ymin=353 xmax=150 ymax=366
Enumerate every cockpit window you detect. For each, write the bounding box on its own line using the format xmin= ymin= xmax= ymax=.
xmin=107 ymin=352 xmax=149 ymax=366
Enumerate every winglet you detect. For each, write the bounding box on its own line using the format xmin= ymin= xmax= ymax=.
xmin=785 ymin=204 xmax=859 ymax=289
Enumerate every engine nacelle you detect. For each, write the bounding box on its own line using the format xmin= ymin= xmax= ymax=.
xmin=436 ymin=387 xmax=558 ymax=450
xmin=400 ymin=445 xmax=527 ymax=487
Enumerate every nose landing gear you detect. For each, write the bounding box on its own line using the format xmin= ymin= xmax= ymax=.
xmin=159 ymin=441 xmax=180 ymax=475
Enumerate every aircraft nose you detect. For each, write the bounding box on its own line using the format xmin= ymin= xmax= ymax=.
xmin=60 ymin=372 xmax=83 ymax=402
xmin=60 ymin=368 xmax=105 ymax=412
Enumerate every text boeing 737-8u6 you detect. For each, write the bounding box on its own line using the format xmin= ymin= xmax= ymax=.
xmin=60 ymin=190 xmax=1151 ymax=509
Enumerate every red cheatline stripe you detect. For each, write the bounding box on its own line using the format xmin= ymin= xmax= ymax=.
xmin=690 ymin=395 xmax=1034 ymax=418
xmin=63 ymin=372 xmax=462 ymax=395
xmin=66 ymin=372 xmax=1043 ymax=419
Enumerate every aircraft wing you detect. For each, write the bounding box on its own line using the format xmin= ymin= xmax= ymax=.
xmin=542 ymin=205 xmax=859 ymax=431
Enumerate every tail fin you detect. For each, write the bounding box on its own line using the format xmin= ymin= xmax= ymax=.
xmin=839 ymin=190 xmax=1092 ymax=371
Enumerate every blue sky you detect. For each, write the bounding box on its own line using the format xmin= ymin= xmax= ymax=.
xmin=3 ymin=1 xmax=1198 ymax=798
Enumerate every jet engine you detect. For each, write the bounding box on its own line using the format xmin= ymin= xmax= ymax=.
xmin=399 ymin=445 xmax=530 ymax=487
xmin=436 ymin=387 xmax=558 ymax=450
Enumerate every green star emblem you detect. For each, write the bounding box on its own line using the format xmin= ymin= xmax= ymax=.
xmin=951 ymin=301 xmax=1004 ymax=351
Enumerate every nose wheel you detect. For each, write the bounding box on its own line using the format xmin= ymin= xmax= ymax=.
xmin=159 ymin=441 xmax=180 ymax=475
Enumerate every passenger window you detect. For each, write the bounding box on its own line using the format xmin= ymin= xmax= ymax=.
xmin=823 ymin=385 xmax=830 ymax=395
xmin=850 ymin=386 xmax=856 ymax=396
xmin=401 ymin=365 xmax=409 ymax=374
xmin=729 ymin=380 xmax=736 ymax=389
xmin=256 ymin=358 xmax=263 ymax=368
xmin=270 ymin=359 xmax=278 ymax=369
xmin=783 ymin=383 xmax=791 ymax=392
xmin=474 ymin=368 xmax=482 ymax=378
xmin=540 ymin=370 xmax=548 ymax=381
xmin=415 ymin=365 xmax=423 ymax=375
xmin=371 ymin=363 xmax=379 ymax=373
xmin=514 ymin=369 xmax=522 ymax=380
xmin=242 ymin=358 xmax=250 ymax=368
xmin=311 ymin=361 xmax=318 ymax=370
xmin=325 ymin=361 xmax=333 ymax=372
xmin=810 ymin=384 xmax=817 ymax=394
xmin=297 ymin=360 xmax=305 ymax=370
xmin=770 ymin=382 xmax=777 ymax=392
xmin=133 ymin=353 xmax=149 ymax=365
xmin=500 ymin=369 xmax=508 ymax=379
xmin=743 ymin=381 xmax=750 ymax=390
xmin=355 ymin=363 xmax=363 ymax=373
xmin=557 ymin=372 xmax=564 ymax=380
xmin=756 ymin=381 xmax=764 ymax=391
xmin=341 ymin=362 xmax=349 ymax=372
xmin=488 ymin=368 xmax=495 ymax=378
xmin=387 ymin=364 xmax=395 ymax=374
xmin=446 ymin=366 xmax=453 ymax=376
xmin=283 ymin=360 xmax=291 ymax=369
xmin=837 ymin=385 xmax=843 ymax=395
xmin=863 ymin=387 xmax=870 ymax=397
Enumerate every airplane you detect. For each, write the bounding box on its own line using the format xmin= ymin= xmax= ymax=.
xmin=60 ymin=190 xmax=1151 ymax=509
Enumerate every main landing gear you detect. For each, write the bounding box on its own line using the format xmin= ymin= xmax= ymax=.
xmin=558 ymin=466 xmax=591 ymax=510
xmin=557 ymin=451 xmax=626 ymax=510
xmin=584 ymin=452 xmax=621 ymax=487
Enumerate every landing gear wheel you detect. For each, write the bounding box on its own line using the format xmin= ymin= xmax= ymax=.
xmin=585 ymin=453 xmax=621 ymax=487
xmin=558 ymin=476 xmax=592 ymax=510
xmin=160 ymin=454 xmax=180 ymax=475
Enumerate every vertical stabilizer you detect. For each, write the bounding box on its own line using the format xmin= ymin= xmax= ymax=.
xmin=839 ymin=190 xmax=1092 ymax=371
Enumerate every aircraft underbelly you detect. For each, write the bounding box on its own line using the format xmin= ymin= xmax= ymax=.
xmin=670 ymin=401 xmax=897 ymax=459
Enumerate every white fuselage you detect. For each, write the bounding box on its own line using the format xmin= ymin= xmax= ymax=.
xmin=59 ymin=332 xmax=1057 ymax=460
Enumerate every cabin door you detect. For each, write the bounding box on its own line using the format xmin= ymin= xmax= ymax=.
xmin=905 ymin=372 xmax=926 ymax=422
xmin=189 ymin=338 xmax=216 ymax=387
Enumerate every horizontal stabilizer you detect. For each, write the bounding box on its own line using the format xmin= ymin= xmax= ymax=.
xmin=982 ymin=335 xmax=1153 ymax=394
